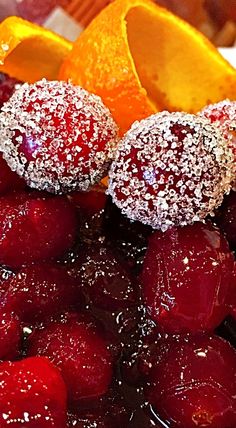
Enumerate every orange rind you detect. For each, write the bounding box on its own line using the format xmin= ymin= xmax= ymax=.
xmin=0 ymin=17 xmax=72 ymax=83
xmin=60 ymin=0 xmax=236 ymax=134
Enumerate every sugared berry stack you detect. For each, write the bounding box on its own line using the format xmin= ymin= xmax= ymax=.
xmin=0 ymin=75 xmax=235 ymax=428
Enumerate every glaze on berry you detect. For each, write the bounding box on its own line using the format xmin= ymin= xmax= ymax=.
xmin=0 ymin=311 xmax=21 ymax=360
xmin=1 ymin=264 xmax=82 ymax=323
xmin=28 ymin=313 xmax=113 ymax=402
xmin=0 ymin=79 xmax=118 ymax=193
xmin=0 ymin=192 xmax=78 ymax=268
xmin=0 ymin=357 xmax=67 ymax=427
xmin=141 ymin=222 xmax=234 ymax=333
xmin=108 ymin=112 xmax=232 ymax=231
xmin=145 ymin=335 xmax=236 ymax=428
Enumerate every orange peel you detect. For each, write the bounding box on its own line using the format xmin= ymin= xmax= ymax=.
xmin=0 ymin=17 xmax=72 ymax=83
xmin=59 ymin=0 xmax=236 ymax=134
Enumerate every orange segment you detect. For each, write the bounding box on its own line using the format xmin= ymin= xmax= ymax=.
xmin=0 ymin=17 xmax=72 ymax=83
xmin=59 ymin=0 xmax=236 ymax=134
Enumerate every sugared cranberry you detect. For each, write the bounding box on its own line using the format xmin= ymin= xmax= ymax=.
xmin=70 ymin=244 xmax=138 ymax=310
xmin=215 ymin=190 xmax=236 ymax=249
xmin=108 ymin=112 xmax=232 ymax=230
xmin=0 ymin=80 xmax=118 ymax=194
xmin=0 ymin=356 xmax=67 ymax=427
xmin=199 ymin=100 xmax=236 ymax=159
xmin=1 ymin=264 xmax=82 ymax=323
xmin=141 ymin=221 xmax=234 ymax=333
xmin=145 ymin=335 xmax=236 ymax=428
xmin=0 ymin=191 xmax=78 ymax=268
xmin=27 ymin=313 xmax=113 ymax=402
xmin=0 ymin=73 xmax=20 ymax=109
xmin=0 ymin=311 xmax=21 ymax=360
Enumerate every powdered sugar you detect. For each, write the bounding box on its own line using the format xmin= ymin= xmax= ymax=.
xmin=108 ymin=112 xmax=233 ymax=231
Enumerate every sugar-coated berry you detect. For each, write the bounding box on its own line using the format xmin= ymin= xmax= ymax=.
xmin=141 ymin=221 xmax=234 ymax=333
xmin=199 ymin=99 xmax=236 ymax=155
xmin=108 ymin=112 xmax=233 ymax=231
xmin=0 ymin=357 xmax=67 ymax=427
xmin=0 ymin=192 xmax=78 ymax=268
xmin=0 ymin=79 xmax=119 ymax=194
xmin=145 ymin=335 xmax=236 ymax=428
xmin=1 ymin=264 xmax=82 ymax=323
xmin=27 ymin=313 xmax=113 ymax=402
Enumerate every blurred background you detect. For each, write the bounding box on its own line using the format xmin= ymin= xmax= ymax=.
xmin=0 ymin=0 xmax=236 ymax=46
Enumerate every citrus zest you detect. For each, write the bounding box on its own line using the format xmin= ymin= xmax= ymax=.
xmin=0 ymin=17 xmax=72 ymax=83
xmin=60 ymin=0 xmax=236 ymax=135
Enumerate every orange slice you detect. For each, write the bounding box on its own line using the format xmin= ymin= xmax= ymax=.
xmin=0 ymin=17 xmax=72 ymax=83
xmin=59 ymin=0 xmax=236 ymax=134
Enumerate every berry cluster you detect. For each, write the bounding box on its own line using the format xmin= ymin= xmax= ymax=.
xmin=0 ymin=74 xmax=235 ymax=428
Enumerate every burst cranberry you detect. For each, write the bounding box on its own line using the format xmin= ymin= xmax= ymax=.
xmin=1 ymin=264 xmax=82 ymax=323
xmin=145 ymin=335 xmax=236 ymax=428
xmin=0 ymin=311 xmax=21 ymax=360
xmin=0 ymin=79 xmax=118 ymax=194
xmin=27 ymin=313 xmax=113 ymax=402
xmin=71 ymin=244 xmax=138 ymax=310
xmin=0 ymin=73 xmax=20 ymax=109
xmin=0 ymin=191 xmax=78 ymax=268
xmin=0 ymin=356 xmax=67 ymax=427
xmin=141 ymin=221 xmax=234 ymax=333
xmin=108 ymin=112 xmax=232 ymax=231
xmin=215 ymin=190 xmax=236 ymax=249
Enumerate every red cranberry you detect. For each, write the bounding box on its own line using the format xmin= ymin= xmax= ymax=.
xmin=0 ymin=154 xmax=25 ymax=195
xmin=0 ymin=73 xmax=20 ymax=109
xmin=0 ymin=266 xmax=15 ymax=298
xmin=68 ymin=186 xmax=107 ymax=217
xmin=215 ymin=191 xmax=236 ymax=249
xmin=27 ymin=313 xmax=113 ymax=403
xmin=108 ymin=112 xmax=232 ymax=231
xmin=0 ymin=310 xmax=21 ymax=360
xmin=141 ymin=221 xmax=234 ymax=333
xmin=1 ymin=264 xmax=82 ymax=323
xmin=199 ymin=100 xmax=236 ymax=159
xmin=0 ymin=80 xmax=118 ymax=194
xmin=0 ymin=192 xmax=78 ymax=268
xmin=145 ymin=335 xmax=236 ymax=428
xmin=0 ymin=356 xmax=67 ymax=427
xmin=71 ymin=244 xmax=138 ymax=310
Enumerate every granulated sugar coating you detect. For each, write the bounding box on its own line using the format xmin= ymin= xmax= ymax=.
xmin=0 ymin=79 xmax=119 ymax=194
xmin=108 ymin=112 xmax=233 ymax=231
xmin=199 ymin=99 xmax=236 ymax=175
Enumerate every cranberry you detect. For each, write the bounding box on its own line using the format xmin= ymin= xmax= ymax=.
xmin=145 ymin=335 xmax=236 ymax=428
xmin=1 ymin=264 xmax=82 ymax=323
xmin=68 ymin=186 xmax=107 ymax=217
xmin=0 ymin=73 xmax=20 ymax=109
xmin=141 ymin=221 xmax=234 ymax=333
xmin=0 ymin=310 xmax=21 ymax=360
xmin=0 ymin=266 xmax=15 ymax=298
xmin=0 ymin=191 xmax=78 ymax=268
xmin=70 ymin=244 xmax=138 ymax=310
xmin=108 ymin=112 xmax=232 ymax=230
xmin=0 ymin=80 xmax=118 ymax=194
xmin=27 ymin=313 xmax=113 ymax=403
xmin=215 ymin=191 xmax=236 ymax=249
xmin=199 ymin=100 xmax=236 ymax=158
xmin=68 ymin=411 xmax=109 ymax=428
xmin=0 ymin=154 xmax=25 ymax=195
xmin=0 ymin=356 xmax=67 ymax=427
